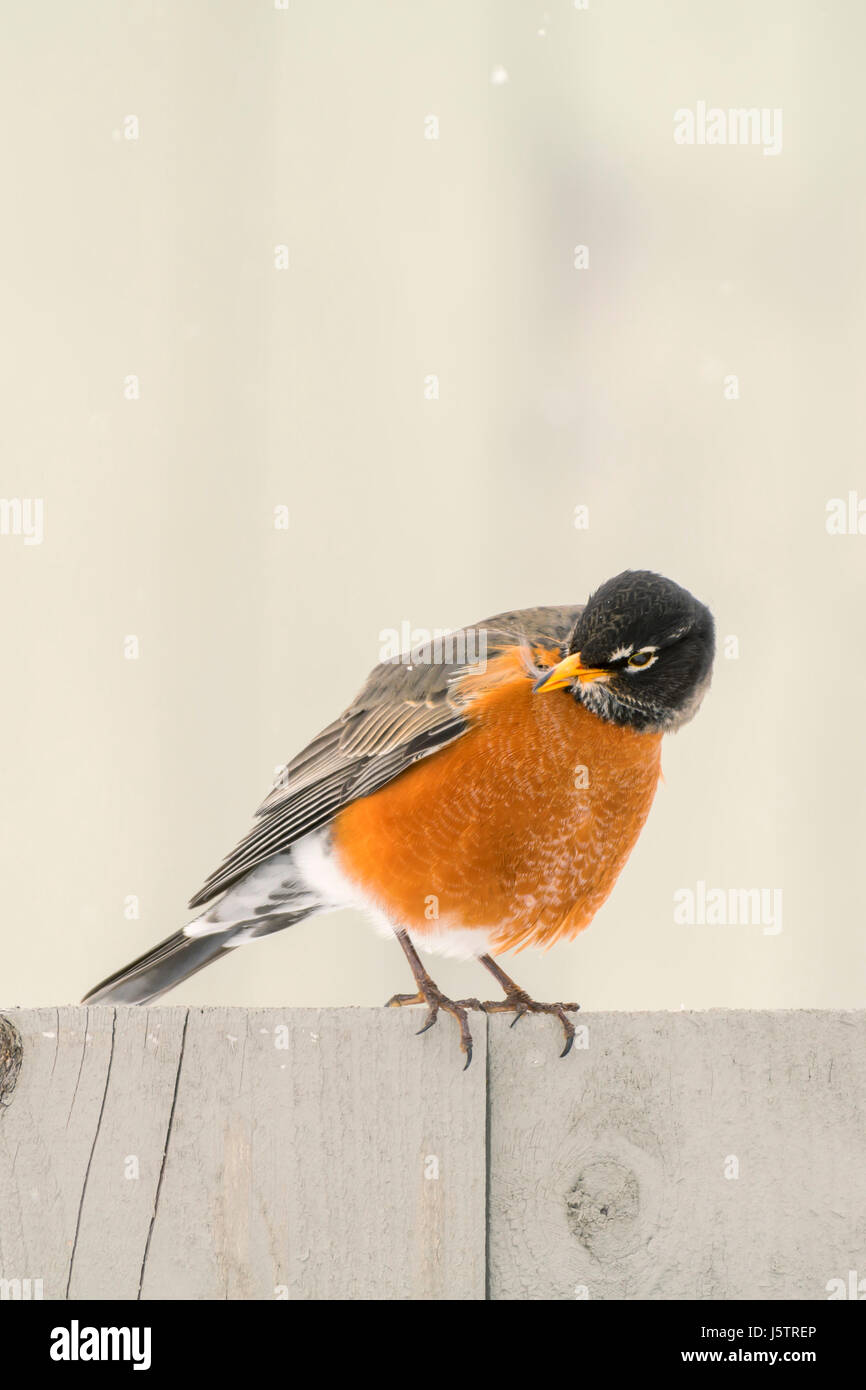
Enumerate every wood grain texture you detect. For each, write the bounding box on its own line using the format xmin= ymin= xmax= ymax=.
xmin=2 ymin=1008 xmax=864 ymax=1300
xmin=0 ymin=1006 xmax=188 ymax=1300
xmin=487 ymin=1009 xmax=866 ymax=1300
xmin=0 ymin=1006 xmax=486 ymax=1300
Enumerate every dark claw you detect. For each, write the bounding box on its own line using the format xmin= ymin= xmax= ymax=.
xmin=389 ymin=931 xmax=478 ymax=1067
xmin=480 ymin=990 xmax=579 ymax=1057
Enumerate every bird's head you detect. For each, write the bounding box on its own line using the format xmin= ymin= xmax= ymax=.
xmin=533 ymin=570 xmax=715 ymax=733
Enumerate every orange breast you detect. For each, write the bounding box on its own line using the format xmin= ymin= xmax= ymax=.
xmin=332 ymin=650 xmax=662 ymax=953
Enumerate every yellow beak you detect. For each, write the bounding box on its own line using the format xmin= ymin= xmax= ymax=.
xmin=533 ymin=651 xmax=610 ymax=693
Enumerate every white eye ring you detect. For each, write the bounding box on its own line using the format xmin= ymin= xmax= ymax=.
xmin=626 ymin=647 xmax=657 ymax=671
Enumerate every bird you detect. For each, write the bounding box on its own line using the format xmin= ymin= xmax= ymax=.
xmin=83 ymin=569 xmax=715 ymax=1066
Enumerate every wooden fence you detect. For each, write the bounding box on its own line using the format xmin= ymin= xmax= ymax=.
xmin=0 ymin=1007 xmax=863 ymax=1300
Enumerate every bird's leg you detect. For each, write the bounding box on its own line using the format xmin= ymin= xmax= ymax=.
xmin=477 ymin=953 xmax=580 ymax=1058
xmin=386 ymin=928 xmax=483 ymax=1069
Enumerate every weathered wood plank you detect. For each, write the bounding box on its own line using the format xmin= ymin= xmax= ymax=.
xmin=0 ymin=1006 xmax=188 ymax=1300
xmin=3 ymin=1007 xmax=864 ymax=1300
xmin=0 ymin=1006 xmax=487 ymax=1300
xmin=486 ymin=1009 xmax=866 ymax=1300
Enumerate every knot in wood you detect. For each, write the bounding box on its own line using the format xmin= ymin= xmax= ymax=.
xmin=0 ymin=1016 xmax=23 ymax=1108
xmin=566 ymin=1159 xmax=639 ymax=1252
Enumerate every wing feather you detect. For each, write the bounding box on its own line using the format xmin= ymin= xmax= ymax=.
xmin=188 ymin=604 xmax=582 ymax=908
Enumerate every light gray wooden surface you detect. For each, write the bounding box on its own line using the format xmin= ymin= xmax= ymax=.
xmin=0 ymin=1007 xmax=486 ymax=1300
xmin=1 ymin=1007 xmax=863 ymax=1300
xmin=487 ymin=1009 xmax=866 ymax=1300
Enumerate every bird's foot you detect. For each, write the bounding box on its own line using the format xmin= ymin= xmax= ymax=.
xmin=480 ymin=990 xmax=580 ymax=1058
xmin=386 ymin=987 xmax=484 ymax=1070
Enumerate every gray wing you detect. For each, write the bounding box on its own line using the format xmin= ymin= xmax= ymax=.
xmin=188 ymin=604 xmax=583 ymax=908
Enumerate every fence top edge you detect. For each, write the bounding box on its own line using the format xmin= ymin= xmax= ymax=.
xmin=1 ymin=1004 xmax=864 ymax=1021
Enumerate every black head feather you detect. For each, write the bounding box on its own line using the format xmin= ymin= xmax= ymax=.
xmin=566 ymin=570 xmax=715 ymax=732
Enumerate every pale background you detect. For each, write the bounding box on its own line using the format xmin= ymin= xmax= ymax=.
xmin=1 ymin=0 xmax=863 ymax=1012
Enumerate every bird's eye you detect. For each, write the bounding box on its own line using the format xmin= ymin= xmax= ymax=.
xmin=627 ymin=649 xmax=655 ymax=669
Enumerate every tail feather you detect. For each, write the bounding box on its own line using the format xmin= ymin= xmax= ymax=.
xmin=82 ymin=929 xmax=238 ymax=1005
xmin=82 ymin=841 xmax=327 ymax=1005
xmin=82 ymin=904 xmax=316 ymax=1005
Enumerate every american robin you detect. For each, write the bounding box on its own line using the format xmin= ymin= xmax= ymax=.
xmin=84 ymin=570 xmax=714 ymax=1066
